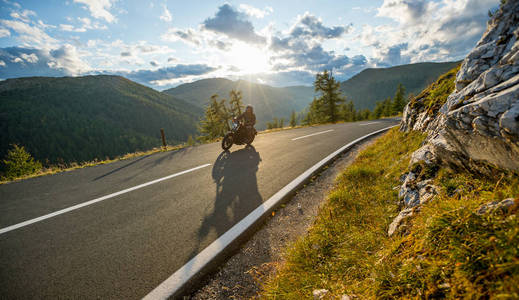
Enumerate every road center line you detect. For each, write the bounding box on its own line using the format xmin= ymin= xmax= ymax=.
xmin=292 ymin=129 xmax=334 ymax=141
xmin=0 ymin=163 xmax=211 ymax=235
xmin=359 ymin=121 xmax=381 ymax=126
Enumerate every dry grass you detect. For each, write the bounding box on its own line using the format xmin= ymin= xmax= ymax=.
xmin=259 ymin=128 xmax=519 ymax=299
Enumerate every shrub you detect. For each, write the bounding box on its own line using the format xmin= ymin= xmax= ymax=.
xmin=1 ymin=144 xmax=42 ymax=180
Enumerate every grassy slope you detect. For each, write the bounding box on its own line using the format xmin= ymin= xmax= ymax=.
xmin=261 ymin=128 xmax=518 ymax=299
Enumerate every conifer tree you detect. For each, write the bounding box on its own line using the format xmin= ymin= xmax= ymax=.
xmin=1 ymin=144 xmax=42 ymax=180
xmin=392 ymin=83 xmax=406 ymax=113
xmin=229 ymin=89 xmax=244 ymax=117
xmin=289 ymin=110 xmax=297 ymax=127
xmin=313 ymin=70 xmax=345 ymax=123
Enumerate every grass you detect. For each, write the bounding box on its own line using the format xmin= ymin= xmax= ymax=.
xmin=259 ymin=128 xmax=519 ymax=299
xmin=409 ymin=65 xmax=460 ymax=115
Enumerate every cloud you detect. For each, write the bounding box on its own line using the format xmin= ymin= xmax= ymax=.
xmin=367 ymin=0 xmax=497 ymax=64
xmin=160 ymin=4 xmax=172 ymax=22
xmin=149 ymin=60 xmax=158 ymax=67
xmin=289 ymin=12 xmax=352 ymax=39
xmin=0 ymin=19 xmax=58 ymax=49
xmin=266 ymin=12 xmax=361 ymax=79
xmin=122 ymin=64 xmax=219 ymax=85
xmin=9 ymin=9 xmax=36 ymax=23
xmin=0 ymin=28 xmax=10 ymax=38
xmin=208 ymin=39 xmax=231 ymax=51
xmin=120 ymin=51 xmax=131 ymax=57
xmin=48 ymin=44 xmax=90 ymax=74
xmin=73 ymin=0 xmax=116 ymax=23
xmin=202 ymin=4 xmax=266 ymax=44
xmin=239 ymin=4 xmax=273 ymax=18
xmin=161 ymin=27 xmax=202 ymax=46
xmin=59 ymin=17 xmax=107 ymax=32
xmin=0 ymin=46 xmax=90 ymax=78
xmin=377 ymin=0 xmax=430 ymax=24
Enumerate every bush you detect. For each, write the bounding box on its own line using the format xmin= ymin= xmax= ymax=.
xmin=1 ymin=144 xmax=42 ymax=180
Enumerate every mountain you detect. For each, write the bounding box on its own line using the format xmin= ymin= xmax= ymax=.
xmin=0 ymin=75 xmax=203 ymax=165
xmin=163 ymin=78 xmax=315 ymax=129
xmin=340 ymin=61 xmax=461 ymax=110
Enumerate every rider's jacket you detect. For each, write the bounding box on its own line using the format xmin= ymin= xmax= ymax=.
xmin=237 ymin=111 xmax=256 ymax=126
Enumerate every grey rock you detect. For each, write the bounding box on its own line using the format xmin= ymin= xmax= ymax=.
xmin=476 ymin=198 xmax=516 ymax=215
xmin=313 ymin=289 xmax=329 ymax=299
xmin=388 ymin=208 xmax=415 ymax=237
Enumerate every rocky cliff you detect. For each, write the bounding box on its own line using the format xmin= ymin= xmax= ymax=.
xmin=392 ymin=0 xmax=519 ymax=235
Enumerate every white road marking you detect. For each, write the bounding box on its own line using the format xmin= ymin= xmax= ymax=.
xmin=143 ymin=125 xmax=398 ymax=300
xmin=0 ymin=163 xmax=211 ymax=235
xmin=292 ymin=129 xmax=334 ymax=141
xmin=359 ymin=121 xmax=381 ymax=126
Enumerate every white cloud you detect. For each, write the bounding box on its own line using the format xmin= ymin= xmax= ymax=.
xmin=362 ymin=0 xmax=497 ymax=65
xmin=48 ymin=44 xmax=90 ymax=74
xmin=73 ymin=0 xmax=116 ymax=23
xmin=162 ymin=27 xmax=202 ymax=46
xmin=0 ymin=19 xmax=58 ymax=49
xmin=59 ymin=17 xmax=107 ymax=32
xmin=10 ymin=9 xmax=36 ymax=22
xmin=60 ymin=24 xmax=86 ymax=32
xmin=0 ymin=28 xmax=10 ymax=38
xmin=160 ymin=4 xmax=172 ymax=22
xmin=239 ymin=4 xmax=273 ymax=18
xmin=20 ymin=53 xmax=38 ymax=63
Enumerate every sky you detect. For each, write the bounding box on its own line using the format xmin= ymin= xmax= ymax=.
xmin=0 ymin=0 xmax=499 ymax=89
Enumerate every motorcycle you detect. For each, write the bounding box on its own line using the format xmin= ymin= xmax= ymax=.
xmin=221 ymin=118 xmax=257 ymax=150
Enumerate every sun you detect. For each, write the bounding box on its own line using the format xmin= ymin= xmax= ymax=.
xmin=228 ymin=43 xmax=270 ymax=74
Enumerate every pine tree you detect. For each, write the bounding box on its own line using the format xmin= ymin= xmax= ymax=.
xmin=1 ymin=144 xmax=42 ymax=180
xmin=229 ymin=89 xmax=244 ymax=117
xmin=392 ymin=84 xmax=406 ymax=114
xmin=313 ymin=70 xmax=345 ymax=123
xmin=372 ymin=101 xmax=385 ymax=119
xmin=289 ymin=110 xmax=297 ymax=127
xmin=198 ymin=94 xmax=228 ymax=141
xmin=340 ymin=101 xmax=356 ymax=122
xmin=382 ymin=97 xmax=393 ymax=117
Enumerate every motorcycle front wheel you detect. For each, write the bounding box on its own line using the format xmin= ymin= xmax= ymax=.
xmin=222 ymin=133 xmax=233 ymax=150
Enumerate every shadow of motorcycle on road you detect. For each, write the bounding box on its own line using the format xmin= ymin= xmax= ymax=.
xmin=196 ymin=145 xmax=262 ymax=247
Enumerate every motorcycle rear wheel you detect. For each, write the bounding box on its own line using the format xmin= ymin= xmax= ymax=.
xmin=222 ymin=133 xmax=233 ymax=150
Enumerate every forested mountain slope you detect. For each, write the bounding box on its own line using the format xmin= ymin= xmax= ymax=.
xmin=0 ymin=75 xmax=202 ymax=165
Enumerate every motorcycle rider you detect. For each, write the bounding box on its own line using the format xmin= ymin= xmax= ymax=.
xmin=235 ymin=104 xmax=256 ymax=140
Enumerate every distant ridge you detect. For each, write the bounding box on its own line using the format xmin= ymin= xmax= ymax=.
xmin=0 ymin=75 xmax=202 ymax=165
xmin=339 ymin=61 xmax=461 ymax=110
xmin=163 ymin=78 xmax=315 ymax=129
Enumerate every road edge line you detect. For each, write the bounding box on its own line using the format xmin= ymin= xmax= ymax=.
xmin=143 ymin=125 xmax=397 ymax=300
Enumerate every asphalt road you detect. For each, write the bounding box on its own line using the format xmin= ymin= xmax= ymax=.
xmin=0 ymin=119 xmax=399 ymax=299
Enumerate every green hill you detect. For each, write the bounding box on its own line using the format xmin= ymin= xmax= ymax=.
xmin=0 ymin=75 xmax=203 ymax=165
xmin=340 ymin=61 xmax=460 ymax=110
xmin=163 ymin=78 xmax=315 ymax=129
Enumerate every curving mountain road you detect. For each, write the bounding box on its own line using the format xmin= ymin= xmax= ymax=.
xmin=0 ymin=119 xmax=398 ymax=299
